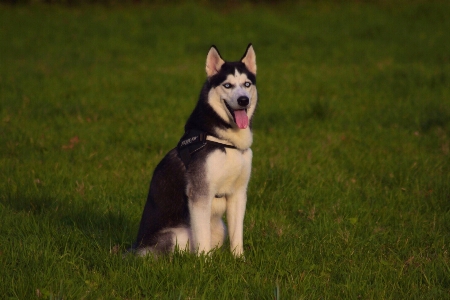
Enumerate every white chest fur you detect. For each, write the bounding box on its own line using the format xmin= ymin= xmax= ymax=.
xmin=206 ymin=148 xmax=253 ymax=198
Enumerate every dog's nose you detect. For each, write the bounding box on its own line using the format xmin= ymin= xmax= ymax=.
xmin=237 ymin=96 xmax=249 ymax=107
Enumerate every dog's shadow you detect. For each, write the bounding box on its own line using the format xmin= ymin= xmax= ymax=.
xmin=2 ymin=193 xmax=136 ymax=250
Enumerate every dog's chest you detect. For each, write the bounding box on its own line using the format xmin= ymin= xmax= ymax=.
xmin=205 ymin=148 xmax=252 ymax=195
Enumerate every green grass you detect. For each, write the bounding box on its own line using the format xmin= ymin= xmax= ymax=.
xmin=1 ymin=1 xmax=450 ymax=298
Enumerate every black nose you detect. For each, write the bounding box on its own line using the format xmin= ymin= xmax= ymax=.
xmin=237 ymin=96 xmax=249 ymax=107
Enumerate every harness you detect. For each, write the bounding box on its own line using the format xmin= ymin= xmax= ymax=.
xmin=177 ymin=129 xmax=237 ymax=167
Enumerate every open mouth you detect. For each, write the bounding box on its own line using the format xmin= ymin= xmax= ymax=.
xmin=224 ymin=101 xmax=248 ymax=129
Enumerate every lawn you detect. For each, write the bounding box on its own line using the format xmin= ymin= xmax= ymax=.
xmin=1 ymin=1 xmax=449 ymax=299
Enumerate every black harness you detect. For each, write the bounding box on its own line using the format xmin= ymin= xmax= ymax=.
xmin=177 ymin=129 xmax=237 ymax=167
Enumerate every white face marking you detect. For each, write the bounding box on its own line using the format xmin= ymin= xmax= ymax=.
xmin=207 ymin=68 xmax=258 ymax=130
xmin=220 ymin=69 xmax=252 ymax=110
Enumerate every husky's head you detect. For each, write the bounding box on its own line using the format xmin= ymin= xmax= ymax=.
xmin=205 ymin=44 xmax=257 ymax=130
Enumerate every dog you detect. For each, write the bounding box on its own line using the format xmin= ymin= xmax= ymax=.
xmin=132 ymin=44 xmax=257 ymax=257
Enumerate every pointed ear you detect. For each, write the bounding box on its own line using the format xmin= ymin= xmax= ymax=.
xmin=241 ymin=43 xmax=256 ymax=75
xmin=206 ymin=45 xmax=225 ymax=77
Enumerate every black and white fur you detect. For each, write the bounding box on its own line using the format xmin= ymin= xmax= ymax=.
xmin=133 ymin=44 xmax=257 ymax=257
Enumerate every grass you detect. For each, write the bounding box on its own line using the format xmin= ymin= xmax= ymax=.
xmin=1 ymin=1 xmax=450 ymax=298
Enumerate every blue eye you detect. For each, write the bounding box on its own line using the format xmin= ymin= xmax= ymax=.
xmin=244 ymin=82 xmax=251 ymax=88
xmin=223 ymin=83 xmax=232 ymax=89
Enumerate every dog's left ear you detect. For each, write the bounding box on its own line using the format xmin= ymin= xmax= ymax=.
xmin=206 ymin=45 xmax=225 ymax=78
xmin=241 ymin=44 xmax=257 ymax=75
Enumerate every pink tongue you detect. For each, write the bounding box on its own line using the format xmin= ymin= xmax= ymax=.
xmin=234 ymin=110 xmax=248 ymax=129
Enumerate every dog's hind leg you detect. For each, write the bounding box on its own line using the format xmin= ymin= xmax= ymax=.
xmin=210 ymin=218 xmax=226 ymax=249
xmin=169 ymin=227 xmax=192 ymax=252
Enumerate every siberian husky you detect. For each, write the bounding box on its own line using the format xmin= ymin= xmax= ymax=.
xmin=132 ymin=44 xmax=257 ymax=257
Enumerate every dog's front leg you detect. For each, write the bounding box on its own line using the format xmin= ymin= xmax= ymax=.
xmin=188 ymin=197 xmax=212 ymax=255
xmin=226 ymin=190 xmax=247 ymax=257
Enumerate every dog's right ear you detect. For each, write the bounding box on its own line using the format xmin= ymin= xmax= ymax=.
xmin=206 ymin=45 xmax=225 ymax=78
xmin=241 ymin=43 xmax=256 ymax=75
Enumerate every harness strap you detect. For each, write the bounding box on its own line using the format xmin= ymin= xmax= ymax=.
xmin=177 ymin=130 xmax=236 ymax=167
xmin=205 ymin=135 xmax=236 ymax=148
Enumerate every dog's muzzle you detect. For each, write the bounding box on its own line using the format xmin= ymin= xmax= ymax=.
xmin=237 ymin=96 xmax=249 ymax=107
xmin=224 ymin=100 xmax=249 ymax=129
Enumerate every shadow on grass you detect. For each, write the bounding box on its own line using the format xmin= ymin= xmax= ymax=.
xmin=1 ymin=193 xmax=135 ymax=248
xmin=420 ymin=104 xmax=450 ymax=132
xmin=306 ymin=99 xmax=332 ymax=121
